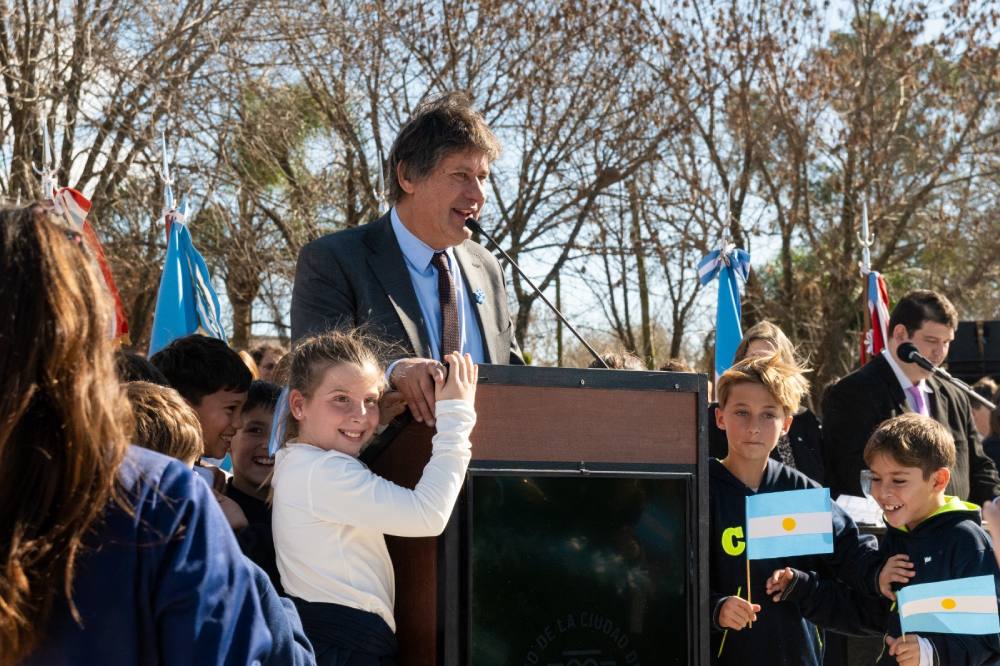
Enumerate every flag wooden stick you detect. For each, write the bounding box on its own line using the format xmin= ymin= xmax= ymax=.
xmin=746 ymin=559 xmax=752 ymax=628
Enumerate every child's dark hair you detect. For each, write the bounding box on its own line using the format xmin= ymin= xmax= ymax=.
xmin=244 ymin=380 xmax=282 ymax=414
xmin=115 ymin=350 xmax=169 ymax=385
xmin=150 ymin=334 xmax=252 ymax=405
xmin=285 ymin=331 xmax=386 ymax=442
xmin=864 ymin=414 xmax=956 ymax=479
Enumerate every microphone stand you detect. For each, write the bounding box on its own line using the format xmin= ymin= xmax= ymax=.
xmin=927 ymin=365 xmax=996 ymax=410
xmin=465 ymin=218 xmax=609 ymax=369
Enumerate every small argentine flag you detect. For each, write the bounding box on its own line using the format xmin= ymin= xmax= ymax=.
xmin=745 ymin=488 xmax=834 ymax=560
xmin=898 ymin=575 xmax=1000 ymax=635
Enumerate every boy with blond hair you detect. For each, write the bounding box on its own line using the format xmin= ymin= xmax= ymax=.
xmin=126 ymin=381 xmax=204 ymax=466
xmin=862 ymin=414 xmax=1000 ymax=665
xmin=710 ymin=355 xmax=880 ymax=665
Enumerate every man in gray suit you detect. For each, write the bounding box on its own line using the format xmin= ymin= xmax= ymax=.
xmin=291 ymin=92 xmax=523 ymax=425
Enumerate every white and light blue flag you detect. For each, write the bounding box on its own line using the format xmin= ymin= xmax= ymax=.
xmin=898 ymin=575 xmax=1000 ymax=636
xmin=745 ymin=488 xmax=834 ymax=560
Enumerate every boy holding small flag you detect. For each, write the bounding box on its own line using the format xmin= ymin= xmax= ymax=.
xmin=710 ymin=354 xmax=882 ymax=664
xmin=862 ymin=414 xmax=1000 ymax=665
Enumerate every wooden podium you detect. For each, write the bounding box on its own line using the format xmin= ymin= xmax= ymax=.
xmin=366 ymin=364 xmax=709 ymax=665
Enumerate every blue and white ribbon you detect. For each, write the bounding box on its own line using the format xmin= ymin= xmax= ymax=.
xmin=697 ymin=244 xmax=751 ymax=286
xmin=267 ymin=386 xmax=292 ymax=456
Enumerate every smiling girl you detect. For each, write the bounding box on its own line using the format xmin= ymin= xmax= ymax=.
xmin=271 ymin=332 xmax=477 ymax=665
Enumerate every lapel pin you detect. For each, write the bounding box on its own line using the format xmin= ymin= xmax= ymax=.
xmin=473 ymin=288 xmax=486 ymax=304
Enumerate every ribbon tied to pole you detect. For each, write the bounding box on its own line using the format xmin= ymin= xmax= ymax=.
xmin=697 ymin=243 xmax=751 ymax=286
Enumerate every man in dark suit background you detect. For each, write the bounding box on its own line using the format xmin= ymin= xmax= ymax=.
xmin=291 ymin=92 xmax=523 ymax=426
xmin=822 ymin=289 xmax=1000 ymax=504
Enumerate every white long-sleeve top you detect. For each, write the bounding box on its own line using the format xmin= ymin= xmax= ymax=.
xmin=271 ymin=399 xmax=475 ymax=632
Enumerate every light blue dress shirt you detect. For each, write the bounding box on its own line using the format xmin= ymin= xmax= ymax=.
xmin=390 ymin=209 xmax=486 ymax=363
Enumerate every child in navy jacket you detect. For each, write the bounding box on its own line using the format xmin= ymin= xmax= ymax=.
xmin=710 ymin=355 xmax=881 ymax=665
xmin=862 ymin=414 xmax=1000 ymax=665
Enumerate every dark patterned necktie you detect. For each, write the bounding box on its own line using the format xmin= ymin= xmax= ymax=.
xmin=431 ymin=251 xmax=461 ymax=359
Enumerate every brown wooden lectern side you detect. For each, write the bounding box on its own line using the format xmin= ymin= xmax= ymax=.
xmin=367 ymin=364 xmax=708 ymax=665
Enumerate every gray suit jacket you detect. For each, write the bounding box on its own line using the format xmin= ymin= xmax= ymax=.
xmin=290 ymin=213 xmax=523 ymax=365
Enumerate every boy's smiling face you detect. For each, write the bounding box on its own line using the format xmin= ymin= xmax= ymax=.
xmin=716 ymin=382 xmax=793 ymax=465
xmin=191 ymin=389 xmax=247 ymax=460
xmin=867 ymin=453 xmax=949 ymax=530
xmin=230 ymin=405 xmax=275 ymax=494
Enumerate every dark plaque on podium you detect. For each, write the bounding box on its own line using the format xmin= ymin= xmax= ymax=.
xmin=366 ymin=364 xmax=709 ymax=665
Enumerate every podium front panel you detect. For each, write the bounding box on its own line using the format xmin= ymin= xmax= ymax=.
xmin=367 ymin=365 xmax=709 ymax=665
xmin=467 ymin=471 xmax=692 ymax=665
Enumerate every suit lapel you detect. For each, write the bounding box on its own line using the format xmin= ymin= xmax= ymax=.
xmin=363 ymin=215 xmax=432 ymax=358
xmin=927 ymin=377 xmax=948 ymax=423
xmin=454 ymin=243 xmax=498 ymax=363
xmin=873 ymin=355 xmax=910 ymax=413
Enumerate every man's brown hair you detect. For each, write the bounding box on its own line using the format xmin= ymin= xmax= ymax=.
xmin=716 ymin=354 xmax=810 ymax=416
xmin=887 ymin=289 xmax=959 ymax=336
xmin=126 ymin=381 xmax=204 ymax=466
xmin=863 ymin=413 xmax=956 ymax=479
xmin=386 ymin=91 xmax=501 ymax=204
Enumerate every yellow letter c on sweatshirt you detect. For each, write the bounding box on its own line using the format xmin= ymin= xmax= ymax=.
xmin=722 ymin=526 xmax=745 ymax=556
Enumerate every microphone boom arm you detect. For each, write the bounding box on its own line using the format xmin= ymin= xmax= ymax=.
xmin=465 ymin=218 xmax=609 ymax=369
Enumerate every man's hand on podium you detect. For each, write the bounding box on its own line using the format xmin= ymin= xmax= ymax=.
xmin=379 ymin=390 xmax=408 ymax=425
xmin=390 ymin=357 xmax=445 ymax=427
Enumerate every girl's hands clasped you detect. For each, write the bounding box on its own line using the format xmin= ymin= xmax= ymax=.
xmin=435 ymin=352 xmax=478 ymax=406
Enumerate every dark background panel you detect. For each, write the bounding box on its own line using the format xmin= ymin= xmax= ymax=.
xmin=946 ymin=320 xmax=1000 ymax=384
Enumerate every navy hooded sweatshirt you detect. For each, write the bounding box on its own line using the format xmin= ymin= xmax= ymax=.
xmin=864 ymin=497 xmax=1000 ymax=666
xmin=710 ymin=458 xmax=881 ymax=665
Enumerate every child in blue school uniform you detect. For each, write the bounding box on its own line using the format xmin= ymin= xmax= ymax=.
xmin=0 ymin=204 xmax=271 ymax=664
xmin=710 ymin=354 xmax=882 ymax=665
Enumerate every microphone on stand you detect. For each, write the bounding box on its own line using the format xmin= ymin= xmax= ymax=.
xmin=465 ymin=217 xmax=609 ymax=369
xmin=896 ymin=342 xmax=996 ymax=410
xmin=896 ymin=342 xmax=936 ymax=373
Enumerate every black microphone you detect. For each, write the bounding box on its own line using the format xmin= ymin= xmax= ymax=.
xmin=464 ymin=217 xmax=609 ymax=369
xmin=896 ymin=341 xmax=997 ymax=410
xmin=896 ymin=342 xmax=935 ymax=372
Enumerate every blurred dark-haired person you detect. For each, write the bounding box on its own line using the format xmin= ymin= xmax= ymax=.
xmin=251 ymin=343 xmax=287 ymax=382
xmin=0 ymin=204 xmax=271 ymax=664
xmin=971 ymin=376 xmax=998 ymax=439
xmin=290 ymin=91 xmax=522 ymax=433
xmin=981 ymin=395 xmax=1000 ymax=469
xmin=823 ymin=289 xmax=1000 ymax=503
xmin=115 ymin=349 xmax=170 ymax=385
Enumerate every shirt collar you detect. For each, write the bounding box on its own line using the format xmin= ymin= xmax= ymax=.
xmin=882 ymin=348 xmax=930 ymax=394
xmin=391 ymin=207 xmax=443 ymax=273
